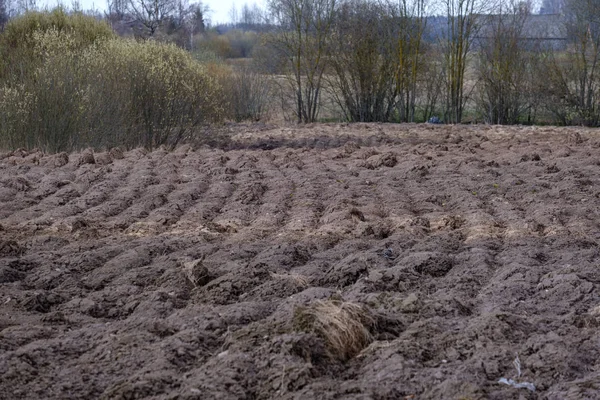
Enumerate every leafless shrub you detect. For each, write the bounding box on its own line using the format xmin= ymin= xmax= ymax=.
xmin=266 ymin=0 xmax=336 ymax=123
xmin=474 ymin=3 xmax=539 ymax=124
xmin=226 ymin=66 xmax=272 ymax=122
xmin=440 ymin=0 xmax=488 ymax=123
xmin=537 ymin=0 xmax=600 ymax=126
xmin=327 ymin=0 xmax=427 ymax=123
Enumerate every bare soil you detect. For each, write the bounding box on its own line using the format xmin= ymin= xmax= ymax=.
xmin=1 ymin=123 xmax=600 ymax=400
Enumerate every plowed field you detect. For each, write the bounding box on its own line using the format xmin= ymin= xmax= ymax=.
xmin=1 ymin=123 xmax=600 ymax=399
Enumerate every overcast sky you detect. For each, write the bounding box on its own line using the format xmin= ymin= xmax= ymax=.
xmin=39 ymin=0 xmax=266 ymax=25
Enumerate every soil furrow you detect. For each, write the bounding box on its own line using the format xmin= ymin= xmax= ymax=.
xmin=1 ymin=124 xmax=600 ymax=399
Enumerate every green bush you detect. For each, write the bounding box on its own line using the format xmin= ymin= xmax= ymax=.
xmin=0 ymin=10 xmax=225 ymax=152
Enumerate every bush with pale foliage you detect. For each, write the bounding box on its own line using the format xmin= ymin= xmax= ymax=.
xmin=0 ymin=9 xmax=225 ymax=152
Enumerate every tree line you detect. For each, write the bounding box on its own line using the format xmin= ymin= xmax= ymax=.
xmin=261 ymin=0 xmax=600 ymax=125
xmin=2 ymin=0 xmax=600 ymax=126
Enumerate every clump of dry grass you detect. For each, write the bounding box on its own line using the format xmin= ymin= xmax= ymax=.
xmin=182 ymin=256 xmax=211 ymax=287
xmin=293 ymin=300 xmax=374 ymax=361
xmin=348 ymin=207 xmax=366 ymax=222
xmin=270 ymin=272 xmax=309 ymax=288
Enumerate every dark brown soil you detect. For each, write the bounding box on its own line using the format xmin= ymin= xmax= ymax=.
xmin=1 ymin=123 xmax=600 ymax=400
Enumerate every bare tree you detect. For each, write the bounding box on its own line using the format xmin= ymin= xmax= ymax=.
xmin=106 ymin=0 xmax=127 ymax=18
xmin=324 ymin=0 xmax=429 ymax=123
xmin=542 ymin=0 xmax=600 ymax=125
xmin=187 ymin=2 xmax=206 ymax=34
xmin=441 ymin=0 xmax=483 ymax=123
xmin=241 ymin=2 xmax=263 ymax=25
xmin=539 ymin=0 xmax=563 ymax=14
xmin=394 ymin=0 xmax=428 ymax=122
xmin=0 ymin=0 xmax=8 ymax=30
xmin=419 ymin=49 xmax=445 ymax=121
xmin=127 ymin=0 xmax=176 ymax=37
xmin=71 ymin=0 xmax=82 ymax=12
xmin=230 ymin=3 xmax=265 ymax=27
xmin=326 ymin=0 xmax=400 ymax=122
xmin=16 ymin=0 xmax=35 ymax=12
xmin=475 ymin=1 xmax=538 ymax=124
xmin=267 ymin=0 xmax=336 ymax=123
xmin=171 ymin=0 xmax=206 ymax=49
xmin=229 ymin=3 xmax=239 ymax=25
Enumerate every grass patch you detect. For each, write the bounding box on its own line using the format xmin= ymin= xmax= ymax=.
xmin=270 ymin=272 xmax=309 ymax=288
xmin=293 ymin=300 xmax=374 ymax=361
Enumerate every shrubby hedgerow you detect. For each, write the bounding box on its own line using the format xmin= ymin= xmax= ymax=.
xmin=0 ymin=9 xmax=225 ymax=152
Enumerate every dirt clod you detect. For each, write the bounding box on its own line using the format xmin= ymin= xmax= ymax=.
xmin=183 ymin=258 xmax=211 ymax=287
xmin=2 ymin=176 xmax=31 ymax=191
xmin=109 ymin=147 xmax=125 ymax=160
xmin=0 ymin=240 xmax=23 ymax=256
xmin=362 ymin=152 xmax=398 ymax=169
xmin=54 ymin=152 xmax=69 ymax=167
xmin=76 ymin=150 xmax=95 ymax=166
